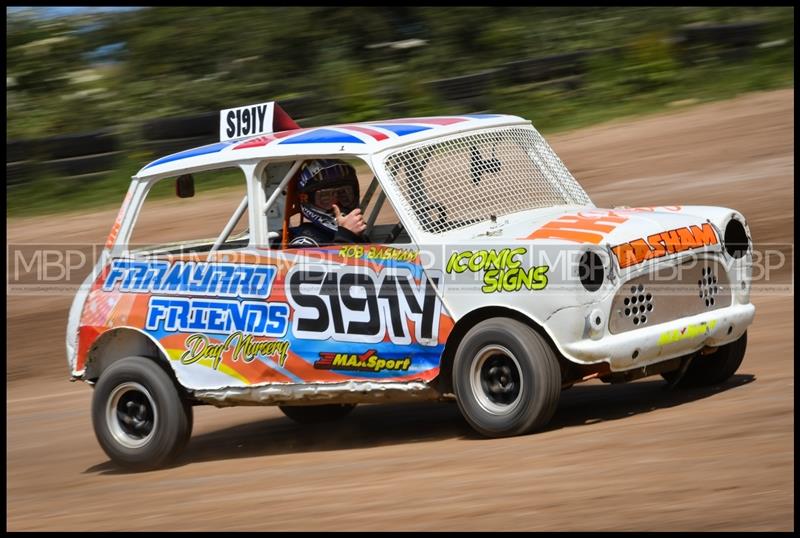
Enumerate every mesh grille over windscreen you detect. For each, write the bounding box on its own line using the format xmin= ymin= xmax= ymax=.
xmin=383 ymin=126 xmax=592 ymax=234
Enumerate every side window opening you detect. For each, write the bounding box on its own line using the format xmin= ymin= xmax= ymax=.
xmin=129 ymin=166 xmax=249 ymax=255
xmin=261 ymin=158 xmax=411 ymax=248
xmin=261 ymin=161 xmax=295 ymax=248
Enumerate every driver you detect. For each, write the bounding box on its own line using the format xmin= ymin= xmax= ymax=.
xmin=289 ymin=159 xmax=368 ymax=247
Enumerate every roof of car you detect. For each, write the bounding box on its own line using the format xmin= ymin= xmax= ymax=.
xmin=135 ymin=113 xmax=530 ymax=179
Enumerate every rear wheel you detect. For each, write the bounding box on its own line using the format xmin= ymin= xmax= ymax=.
xmin=662 ymin=331 xmax=747 ymax=388
xmin=453 ymin=318 xmax=561 ymax=437
xmin=92 ymin=357 xmax=193 ymax=471
xmin=279 ymin=404 xmax=356 ymax=424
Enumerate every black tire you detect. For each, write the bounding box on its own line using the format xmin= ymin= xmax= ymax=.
xmin=38 ymin=130 xmax=118 ymax=160
xmin=141 ymin=113 xmax=217 ymax=141
xmin=7 ymin=139 xmax=39 ymax=163
xmin=92 ymin=357 xmax=193 ymax=471
xmin=426 ymin=69 xmax=500 ymax=101
xmin=279 ymin=93 xmax=319 ymax=119
xmin=679 ymin=22 xmax=766 ymax=49
xmin=453 ymin=318 xmax=561 ymax=438
xmin=6 ymin=161 xmax=39 ymax=185
xmin=501 ymin=50 xmax=589 ymax=84
xmin=43 ymin=152 xmax=119 ymax=177
xmin=279 ymin=404 xmax=356 ymax=424
xmin=138 ymin=136 xmax=217 ymax=157
xmin=662 ymin=331 xmax=747 ymax=388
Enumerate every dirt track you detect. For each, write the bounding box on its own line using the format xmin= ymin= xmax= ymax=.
xmin=6 ymin=89 xmax=794 ymax=530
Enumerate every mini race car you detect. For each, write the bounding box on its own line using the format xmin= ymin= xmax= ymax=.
xmin=67 ymin=101 xmax=755 ymax=469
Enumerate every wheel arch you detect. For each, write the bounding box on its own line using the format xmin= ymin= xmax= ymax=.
xmin=436 ymin=306 xmax=575 ymax=394
xmin=83 ymin=326 xmax=176 ymax=385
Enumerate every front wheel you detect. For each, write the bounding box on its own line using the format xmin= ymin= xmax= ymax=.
xmin=453 ymin=318 xmax=561 ymax=437
xmin=91 ymin=357 xmax=193 ymax=471
xmin=662 ymin=331 xmax=748 ymax=388
xmin=279 ymin=404 xmax=356 ymax=424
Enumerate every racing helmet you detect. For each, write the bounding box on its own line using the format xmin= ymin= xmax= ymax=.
xmin=296 ymin=159 xmax=360 ymax=233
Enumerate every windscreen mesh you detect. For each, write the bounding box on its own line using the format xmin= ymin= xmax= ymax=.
xmin=383 ymin=126 xmax=591 ymax=234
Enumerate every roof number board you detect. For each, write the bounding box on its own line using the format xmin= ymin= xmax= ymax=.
xmin=220 ymin=102 xmax=275 ymax=141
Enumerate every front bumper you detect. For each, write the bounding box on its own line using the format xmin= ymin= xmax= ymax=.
xmin=553 ymin=302 xmax=755 ymax=372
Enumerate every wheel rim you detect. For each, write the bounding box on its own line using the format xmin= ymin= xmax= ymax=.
xmin=470 ymin=344 xmax=523 ymax=415
xmin=106 ymin=382 xmax=158 ymax=449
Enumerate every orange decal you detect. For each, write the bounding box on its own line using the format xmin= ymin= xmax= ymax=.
xmin=629 ymin=238 xmax=653 ymax=264
xmin=611 ymin=243 xmax=635 ymax=268
xmin=646 ymin=233 xmax=667 ymax=258
xmin=528 ymin=228 xmax=605 ymax=244
xmin=613 ymin=223 xmax=718 ymax=268
xmin=690 ymin=223 xmax=718 ymax=246
xmin=105 ymin=191 xmax=132 ymax=249
xmin=551 ymin=213 xmax=625 ymax=232
xmin=105 ymin=220 xmax=122 ymax=249
xmin=525 ymin=210 xmax=630 ymax=244
xmin=659 ymin=229 xmax=682 ymax=254
xmin=677 ymin=227 xmax=699 ymax=249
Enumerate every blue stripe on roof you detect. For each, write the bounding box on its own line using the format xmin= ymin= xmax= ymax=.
xmin=368 ymin=124 xmax=432 ymax=136
xmin=278 ymin=128 xmax=365 ymax=144
xmin=143 ymin=141 xmax=233 ymax=170
xmin=463 ymin=114 xmax=501 ymax=118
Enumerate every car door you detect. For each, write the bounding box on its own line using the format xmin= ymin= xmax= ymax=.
xmin=258 ymin=172 xmax=454 ymax=386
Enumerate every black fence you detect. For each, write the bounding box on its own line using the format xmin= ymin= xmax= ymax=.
xmin=7 ymin=130 xmax=121 ymax=186
xmin=6 ymin=21 xmax=777 ymax=188
xmin=5 ymin=93 xmax=327 ymax=188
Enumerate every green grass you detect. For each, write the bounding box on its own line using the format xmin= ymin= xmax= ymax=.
xmin=7 ymin=154 xmax=245 ymax=218
xmin=7 ymin=46 xmax=793 ymax=218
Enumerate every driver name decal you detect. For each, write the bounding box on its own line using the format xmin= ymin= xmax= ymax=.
xmin=338 ymin=245 xmax=419 ymax=262
xmin=612 ymin=223 xmax=719 ymax=269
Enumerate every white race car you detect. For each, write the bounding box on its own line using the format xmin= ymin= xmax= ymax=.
xmin=67 ymin=101 xmax=755 ymax=469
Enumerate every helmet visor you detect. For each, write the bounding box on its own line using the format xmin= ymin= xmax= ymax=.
xmin=312 ymin=185 xmax=357 ymax=211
